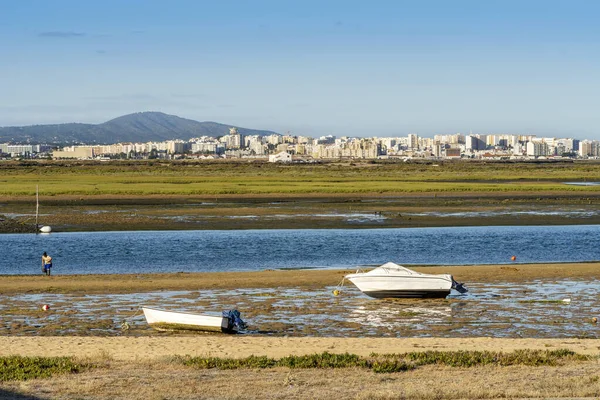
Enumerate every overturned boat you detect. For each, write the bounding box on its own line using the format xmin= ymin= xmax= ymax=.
xmin=345 ymin=262 xmax=467 ymax=299
xmin=142 ymin=307 xmax=247 ymax=333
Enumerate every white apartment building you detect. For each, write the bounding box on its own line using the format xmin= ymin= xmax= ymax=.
xmin=249 ymin=140 xmax=266 ymax=155
xmin=165 ymin=140 xmax=186 ymax=154
xmin=244 ymin=135 xmax=262 ymax=148
xmin=192 ymin=142 xmax=220 ymax=153
xmin=266 ymin=134 xmax=282 ymax=146
xmin=526 ymin=140 xmax=549 ymax=157
xmin=0 ymin=144 xmax=42 ymax=155
xmin=433 ymin=133 xmax=464 ymax=145
xmin=53 ymin=146 xmax=95 ymax=159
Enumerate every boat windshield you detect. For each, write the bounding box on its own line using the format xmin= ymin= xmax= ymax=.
xmin=366 ymin=262 xmax=422 ymax=275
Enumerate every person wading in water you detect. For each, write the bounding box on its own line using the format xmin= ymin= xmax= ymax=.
xmin=41 ymin=252 xmax=53 ymax=276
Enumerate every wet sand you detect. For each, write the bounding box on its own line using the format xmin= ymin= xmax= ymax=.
xmin=1 ymin=262 xmax=600 ymax=294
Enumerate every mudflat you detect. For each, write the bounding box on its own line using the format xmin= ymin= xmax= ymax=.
xmin=4 ymin=192 xmax=600 ymax=232
xmin=2 ymin=160 xmax=600 ymax=232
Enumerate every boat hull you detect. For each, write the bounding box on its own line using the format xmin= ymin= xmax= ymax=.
xmin=142 ymin=307 xmax=235 ymax=333
xmin=346 ymin=273 xmax=453 ymax=299
xmin=358 ymin=289 xmax=451 ymax=299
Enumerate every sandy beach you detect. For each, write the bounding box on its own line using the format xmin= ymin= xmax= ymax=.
xmin=1 ymin=336 xmax=600 ymax=361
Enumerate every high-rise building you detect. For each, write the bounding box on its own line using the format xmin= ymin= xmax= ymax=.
xmin=526 ymin=140 xmax=549 ymax=157
xmin=579 ymin=140 xmax=599 ymax=157
xmin=465 ymin=135 xmax=485 ymax=151
xmin=226 ymin=127 xmax=242 ymax=149
xmin=407 ymin=134 xmax=418 ymax=149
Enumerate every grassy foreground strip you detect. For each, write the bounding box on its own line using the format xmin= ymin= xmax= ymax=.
xmin=0 ymin=356 xmax=88 ymax=381
xmin=176 ymin=349 xmax=591 ymax=374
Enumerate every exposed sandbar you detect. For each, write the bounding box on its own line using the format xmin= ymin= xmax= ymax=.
xmin=1 ymin=262 xmax=599 ymax=294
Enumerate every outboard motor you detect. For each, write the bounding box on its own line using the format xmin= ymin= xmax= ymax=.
xmin=222 ymin=309 xmax=247 ymax=332
xmin=451 ymin=277 xmax=468 ymax=294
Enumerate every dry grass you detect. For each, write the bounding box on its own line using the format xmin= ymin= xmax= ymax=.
xmin=1 ymin=357 xmax=599 ymax=399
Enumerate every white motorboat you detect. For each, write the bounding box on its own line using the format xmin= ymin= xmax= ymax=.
xmin=345 ymin=262 xmax=467 ymax=299
xmin=142 ymin=307 xmax=246 ymax=333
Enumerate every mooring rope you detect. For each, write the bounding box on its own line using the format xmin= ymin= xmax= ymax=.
xmin=332 ymin=277 xmax=346 ymax=296
xmin=121 ymin=308 xmax=143 ymax=331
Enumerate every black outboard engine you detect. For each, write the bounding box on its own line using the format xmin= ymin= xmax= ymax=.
xmin=222 ymin=309 xmax=247 ymax=332
xmin=451 ymin=277 xmax=468 ymax=294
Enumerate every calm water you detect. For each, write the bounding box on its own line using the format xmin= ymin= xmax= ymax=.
xmin=1 ymin=225 xmax=600 ymax=275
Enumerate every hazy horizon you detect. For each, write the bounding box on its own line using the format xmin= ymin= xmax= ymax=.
xmin=1 ymin=0 xmax=598 ymax=139
xmin=0 ymin=110 xmax=584 ymax=141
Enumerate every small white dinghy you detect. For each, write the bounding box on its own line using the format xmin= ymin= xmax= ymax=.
xmin=142 ymin=307 xmax=246 ymax=333
xmin=39 ymin=225 xmax=52 ymax=233
xmin=345 ymin=262 xmax=467 ymax=299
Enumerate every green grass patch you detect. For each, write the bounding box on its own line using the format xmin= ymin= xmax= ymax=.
xmin=400 ymin=349 xmax=587 ymax=367
xmin=0 ymin=356 xmax=88 ymax=381
xmin=277 ymin=352 xmax=366 ymax=368
xmin=175 ymin=349 xmax=590 ymax=373
xmin=2 ymin=160 xmax=600 ymax=197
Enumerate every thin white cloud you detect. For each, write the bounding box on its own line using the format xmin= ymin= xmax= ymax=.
xmin=38 ymin=31 xmax=86 ymax=38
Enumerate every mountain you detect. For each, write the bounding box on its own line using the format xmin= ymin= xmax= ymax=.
xmin=0 ymin=112 xmax=279 ymax=144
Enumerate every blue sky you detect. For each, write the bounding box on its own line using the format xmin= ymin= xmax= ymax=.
xmin=1 ymin=0 xmax=598 ymax=138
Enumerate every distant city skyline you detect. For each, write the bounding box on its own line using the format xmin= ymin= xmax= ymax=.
xmin=1 ymin=0 xmax=599 ymax=139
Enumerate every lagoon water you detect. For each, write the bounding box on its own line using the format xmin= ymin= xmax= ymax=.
xmin=1 ymin=225 xmax=600 ymax=275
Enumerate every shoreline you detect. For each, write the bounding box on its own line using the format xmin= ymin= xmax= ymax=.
xmin=2 ymin=263 xmax=600 ymax=294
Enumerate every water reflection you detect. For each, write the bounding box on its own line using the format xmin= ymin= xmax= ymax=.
xmin=0 ymin=279 xmax=598 ymax=338
xmin=405 ymin=209 xmax=600 ymax=218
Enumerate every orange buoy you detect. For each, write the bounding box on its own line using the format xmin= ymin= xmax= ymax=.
xmin=511 ymin=255 xmax=517 ymax=261
xmin=42 ymin=304 xmax=49 ymax=311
